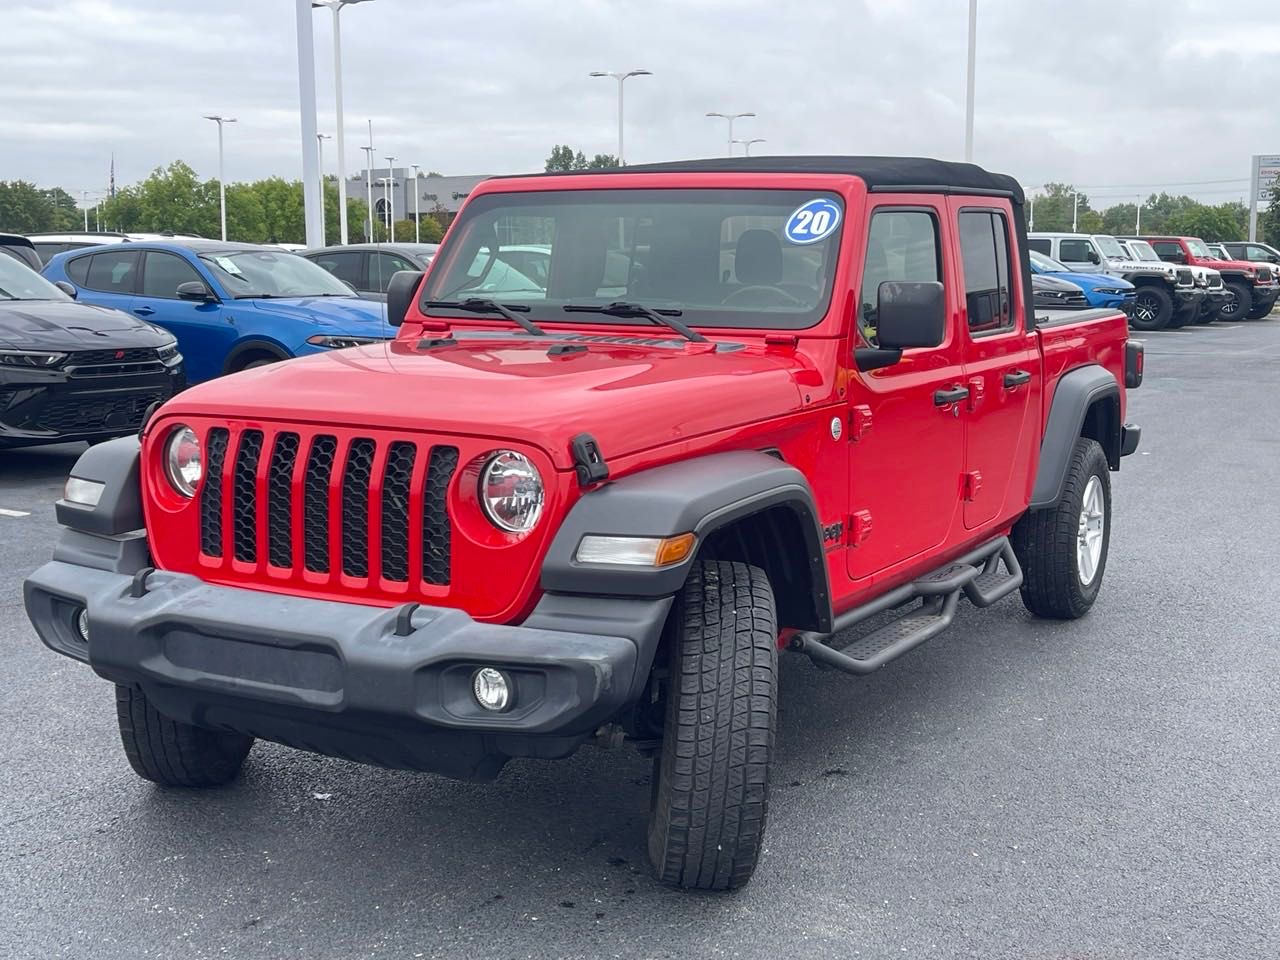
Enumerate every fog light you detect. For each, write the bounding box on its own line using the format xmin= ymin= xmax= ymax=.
xmin=472 ymin=667 xmax=512 ymax=712
xmin=75 ymin=607 xmax=90 ymax=643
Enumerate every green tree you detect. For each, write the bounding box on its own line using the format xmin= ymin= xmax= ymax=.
xmin=1261 ymin=194 xmax=1280 ymax=247
xmin=1028 ymin=183 xmax=1092 ymax=233
xmin=0 ymin=180 xmax=76 ymax=233
xmin=545 ymin=145 xmax=619 ymax=172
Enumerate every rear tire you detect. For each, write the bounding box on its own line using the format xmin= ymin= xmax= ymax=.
xmin=1245 ymin=303 xmax=1274 ymax=320
xmin=1220 ymin=281 xmax=1253 ymax=321
xmin=1012 ymin=438 xmax=1111 ymax=620
xmin=647 ymin=560 xmax=777 ymax=891
xmin=116 ymin=684 xmax=253 ymax=787
xmin=1128 ymin=286 xmax=1172 ymax=331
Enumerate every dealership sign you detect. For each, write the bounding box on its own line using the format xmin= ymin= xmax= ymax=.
xmin=1253 ymin=154 xmax=1280 ymax=203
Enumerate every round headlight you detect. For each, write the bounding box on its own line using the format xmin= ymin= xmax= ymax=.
xmin=165 ymin=426 xmax=203 ymax=497
xmin=479 ymin=450 xmax=543 ymax=533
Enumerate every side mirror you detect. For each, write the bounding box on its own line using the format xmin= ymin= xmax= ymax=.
xmin=857 ymin=281 xmax=946 ymax=372
xmin=1087 ymin=250 xmax=1101 ymax=264
xmin=53 ymin=280 xmax=77 ymax=299
xmin=176 ymin=280 xmax=216 ymax=302
xmin=385 ymin=270 xmax=423 ymax=327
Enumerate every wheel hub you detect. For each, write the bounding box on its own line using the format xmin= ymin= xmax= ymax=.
xmin=1077 ymin=476 xmax=1105 ymax=586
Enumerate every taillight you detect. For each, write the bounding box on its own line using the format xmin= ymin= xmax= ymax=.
xmin=1125 ymin=340 xmax=1144 ymax=389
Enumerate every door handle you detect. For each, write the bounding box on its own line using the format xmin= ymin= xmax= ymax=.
xmin=934 ymin=385 xmax=970 ymax=406
xmin=1003 ymin=369 xmax=1032 ymax=388
xmin=133 ymin=306 xmax=155 ymax=316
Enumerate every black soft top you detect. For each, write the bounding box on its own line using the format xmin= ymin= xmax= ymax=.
xmin=507 ymin=156 xmax=1024 ymax=206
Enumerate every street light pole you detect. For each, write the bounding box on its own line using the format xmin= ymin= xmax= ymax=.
xmin=732 ymin=137 xmax=766 ymax=156
xmin=705 ymin=111 xmax=755 ymax=157
xmin=294 ymin=0 xmax=323 ymax=247
xmin=82 ymin=191 xmax=88 ymax=231
xmin=203 ymin=115 xmax=237 ymax=241
xmin=588 ymin=69 xmax=652 ymax=165
xmin=1072 ymin=191 xmax=1079 ymax=232
xmin=964 ymin=0 xmax=977 ymax=162
xmin=410 ymin=163 xmax=421 ymax=242
xmin=317 ymin=133 xmax=332 ymax=243
xmin=385 ymin=156 xmax=396 ymax=236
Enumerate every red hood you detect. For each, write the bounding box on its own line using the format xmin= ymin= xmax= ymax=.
xmin=158 ymin=334 xmax=826 ymax=469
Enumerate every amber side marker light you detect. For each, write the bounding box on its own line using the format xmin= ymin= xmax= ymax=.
xmin=575 ymin=533 xmax=696 ymax=567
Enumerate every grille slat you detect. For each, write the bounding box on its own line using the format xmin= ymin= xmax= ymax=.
xmin=303 ymin=436 xmax=338 ymax=574
xmin=341 ymin=439 xmax=376 ymax=578
xmin=423 ymin=446 xmax=459 ymax=585
xmin=380 ymin=442 xmax=416 ymax=582
xmin=267 ymin=433 xmax=300 ymax=568
xmin=232 ymin=430 xmax=264 ymax=563
xmin=200 ymin=428 xmax=230 ymax=556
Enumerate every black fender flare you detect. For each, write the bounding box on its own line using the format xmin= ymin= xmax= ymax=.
xmin=1030 ymin=364 xmax=1120 ymax=509
xmin=54 ymin=435 xmax=144 ymax=536
xmin=222 ymin=338 xmax=291 ymax=373
xmin=540 ymin=450 xmax=833 ymax=631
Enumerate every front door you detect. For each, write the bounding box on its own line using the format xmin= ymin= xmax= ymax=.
xmin=136 ymin=251 xmax=231 ymax=384
xmin=948 ymin=201 xmax=1039 ymax=530
xmin=846 ymin=199 xmax=966 ymax=581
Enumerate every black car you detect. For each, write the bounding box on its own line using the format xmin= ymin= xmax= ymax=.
xmin=1 ymin=233 xmax=43 ymax=271
xmin=1031 ymin=272 xmax=1089 ymax=310
xmin=299 ymin=243 xmax=439 ymax=301
xmin=0 ymin=254 xmax=184 ymax=448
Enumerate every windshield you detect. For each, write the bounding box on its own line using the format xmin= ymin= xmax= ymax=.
xmin=1127 ymin=240 xmax=1161 ymax=262
xmin=1094 ymin=236 xmax=1127 ymax=259
xmin=199 ymin=250 xmax=355 ymax=299
xmin=1030 ymin=249 xmax=1070 ymax=272
xmin=420 ymin=189 xmax=845 ymax=329
xmin=0 ymin=254 xmax=68 ymax=301
xmin=1185 ymin=238 xmax=1212 ymax=258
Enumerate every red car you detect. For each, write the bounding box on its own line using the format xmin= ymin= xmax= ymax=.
xmin=1127 ymin=234 xmax=1280 ymax=320
xmin=26 ymin=157 xmax=1142 ymax=891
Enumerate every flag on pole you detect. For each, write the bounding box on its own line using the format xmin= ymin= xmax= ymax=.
xmin=109 ymin=153 xmax=116 ymax=199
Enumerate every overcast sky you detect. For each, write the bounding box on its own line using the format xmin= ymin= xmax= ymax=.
xmin=2 ymin=0 xmax=1277 ymax=209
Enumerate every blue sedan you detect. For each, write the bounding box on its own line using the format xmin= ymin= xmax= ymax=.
xmin=1029 ymin=249 xmax=1136 ymax=312
xmin=42 ymin=240 xmax=392 ymax=383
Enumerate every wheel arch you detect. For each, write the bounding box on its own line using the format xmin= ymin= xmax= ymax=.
xmin=222 ymin=338 xmax=291 ymax=374
xmin=1029 ymin=364 xmax=1121 ymax=509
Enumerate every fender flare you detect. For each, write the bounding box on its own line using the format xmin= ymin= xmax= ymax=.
xmin=540 ymin=449 xmax=833 ymax=631
xmin=54 ymin=435 xmax=144 ymax=536
xmin=222 ymin=338 xmax=291 ymax=373
xmin=1030 ymin=364 xmax=1120 ymax=509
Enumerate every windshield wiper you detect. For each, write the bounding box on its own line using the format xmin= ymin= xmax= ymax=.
xmin=424 ymin=298 xmax=546 ymax=336
xmin=562 ymin=301 xmax=707 ymax=343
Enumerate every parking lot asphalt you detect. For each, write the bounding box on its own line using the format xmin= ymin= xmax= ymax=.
xmin=3 ymin=318 xmax=1279 ymax=960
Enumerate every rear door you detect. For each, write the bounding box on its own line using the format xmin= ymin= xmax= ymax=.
xmin=369 ymin=251 xmax=419 ymax=297
xmin=308 ymin=250 xmax=367 ymax=295
xmin=75 ymin=249 xmax=141 ymax=314
xmin=947 ymin=200 xmax=1040 ymax=530
xmin=846 ymin=199 xmax=966 ymax=581
xmin=137 ymin=251 xmax=232 ymax=383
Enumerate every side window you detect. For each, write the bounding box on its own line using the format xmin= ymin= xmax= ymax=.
xmin=66 ymin=255 xmax=91 ymax=285
xmin=313 ymin=251 xmax=365 ymax=289
xmin=369 ymin=252 xmax=417 ymax=293
xmin=1151 ymin=241 xmax=1181 ymax=261
xmin=958 ymin=210 xmax=1013 ymax=335
xmin=84 ymin=249 xmax=140 ymax=294
xmin=1247 ymin=245 xmax=1276 ymax=262
xmin=858 ymin=209 xmax=941 ymax=346
xmin=1058 ymin=238 xmax=1093 ymax=263
xmin=1027 ymin=238 xmax=1051 ymax=255
xmin=141 ymin=252 xmax=204 ymax=298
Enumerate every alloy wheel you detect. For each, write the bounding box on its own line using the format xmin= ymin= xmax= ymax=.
xmin=1077 ymin=476 xmax=1105 ymax=586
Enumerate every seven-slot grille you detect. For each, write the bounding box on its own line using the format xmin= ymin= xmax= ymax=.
xmin=1208 ymin=274 xmax=1224 ymax=289
xmin=200 ymin=427 xmax=458 ymax=586
xmin=1258 ymin=266 xmax=1273 ymax=283
xmin=1176 ymin=268 xmax=1194 ymax=285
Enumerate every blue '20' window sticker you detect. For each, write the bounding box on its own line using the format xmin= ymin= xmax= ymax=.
xmin=784 ymin=198 xmax=842 ymax=245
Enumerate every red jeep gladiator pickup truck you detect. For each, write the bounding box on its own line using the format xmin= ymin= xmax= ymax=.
xmin=25 ymin=157 xmax=1142 ymax=891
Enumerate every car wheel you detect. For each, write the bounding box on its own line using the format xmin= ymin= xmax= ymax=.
xmin=1220 ymin=282 xmax=1253 ymax=320
xmin=1011 ymin=437 xmax=1111 ymax=620
xmin=242 ymin=358 xmax=278 ymax=370
xmin=1245 ymin=303 xmax=1275 ymax=320
xmin=1129 ymin=287 xmax=1172 ymax=331
xmin=647 ymin=559 xmax=777 ymax=891
xmin=116 ymin=684 xmax=253 ymax=787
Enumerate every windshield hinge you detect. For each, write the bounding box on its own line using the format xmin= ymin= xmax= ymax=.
xmin=571 ymin=433 xmax=609 ymax=487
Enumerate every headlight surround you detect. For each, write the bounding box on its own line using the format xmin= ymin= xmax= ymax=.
xmin=1095 ymin=287 xmax=1128 ymax=295
xmin=479 ymin=450 xmax=543 ymax=533
xmin=0 ymin=351 xmax=67 ymax=368
xmin=164 ymin=425 xmax=203 ymax=497
xmin=305 ymin=334 xmax=385 ymax=349
xmin=156 ymin=341 xmax=180 ymax=362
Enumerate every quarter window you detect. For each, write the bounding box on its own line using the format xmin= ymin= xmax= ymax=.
xmin=66 ymin=255 xmax=91 ymax=285
xmin=858 ymin=209 xmax=942 ymax=346
xmin=141 ymin=252 xmax=204 ymax=298
xmin=83 ymin=249 xmax=141 ymax=294
xmin=958 ymin=210 xmax=1013 ymax=334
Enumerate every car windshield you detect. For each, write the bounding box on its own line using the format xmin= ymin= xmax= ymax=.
xmin=1127 ymin=240 xmax=1161 ymax=262
xmin=419 ymin=188 xmax=845 ymax=330
xmin=1030 ymin=250 xmax=1069 ymax=272
xmin=199 ymin=249 xmax=355 ymax=299
xmin=1094 ymin=235 xmax=1127 ymax=259
xmin=0 ymin=254 xmax=68 ymax=301
xmin=1185 ymin=238 xmax=1212 ymax=258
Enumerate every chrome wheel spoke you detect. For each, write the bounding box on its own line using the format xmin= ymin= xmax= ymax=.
xmin=1076 ymin=475 xmax=1105 ymax=586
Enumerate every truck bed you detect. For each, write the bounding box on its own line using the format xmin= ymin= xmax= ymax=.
xmin=1035 ymin=307 xmax=1122 ymax=328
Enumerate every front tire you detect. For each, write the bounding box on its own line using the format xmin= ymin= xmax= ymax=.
xmin=116 ymin=684 xmax=253 ymax=787
xmin=1012 ymin=438 xmax=1111 ymax=620
xmin=647 ymin=560 xmax=777 ymax=891
xmin=1128 ymin=286 xmax=1172 ymax=331
xmin=1220 ymin=281 xmax=1253 ymax=320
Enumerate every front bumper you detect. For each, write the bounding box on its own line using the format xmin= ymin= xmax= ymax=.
xmin=1252 ymin=284 xmax=1280 ymax=310
xmin=1173 ymin=287 xmax=1206 ymax=314
xmin=25 ymin=558 xmax=661 ymax=780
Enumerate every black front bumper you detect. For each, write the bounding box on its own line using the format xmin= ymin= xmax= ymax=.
xmin=24 ymin=555 xmax=664 ymax=780
xmin=1252 ymin=284 xmax=1280 ymax=310
xmin=0 ymin=361 xmax=184 ymax=447
xmin=1173 ymin=287 xmax=1206 ymax=316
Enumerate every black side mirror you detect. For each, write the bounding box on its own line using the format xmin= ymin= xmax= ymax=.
xmin=176 ymin=280 xmax=216 ymax=302
xmin=857 ymin=281 xmax=946 ymax=372
xmin=53 ymin=280 xmax=77 ymax=299
xmin=1087 ymin=250 xmax=1101 ymax=264
xmin=386 ymin=270 xmax=423 ymax=327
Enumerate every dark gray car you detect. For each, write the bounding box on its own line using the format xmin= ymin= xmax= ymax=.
xmin=300 ymin=243 xmax=439 ymax=301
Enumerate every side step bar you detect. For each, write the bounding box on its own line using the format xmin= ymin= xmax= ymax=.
xmin=789 ymin=537 xmax=1023 ymax=676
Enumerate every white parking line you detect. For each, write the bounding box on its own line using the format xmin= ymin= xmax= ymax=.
xmin=0 ymin=508 xmax=31 ymax=518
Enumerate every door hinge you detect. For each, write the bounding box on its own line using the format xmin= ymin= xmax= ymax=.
xmin=849 ymin=510 xmax=873 ymax=546
xmin=849 ymin=404 xmax=872 ymax=441
xmin=966 ymin=375 xmax=985 ymax=412
xmin=962 ymin=470 xmax=983 ymax=501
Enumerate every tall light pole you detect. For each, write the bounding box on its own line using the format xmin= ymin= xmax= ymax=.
xmin=1135 ymin=198 xmax=1142 ymax=235
xmin=203 ymin=115 xmax=237 ymax=240
xmin=732 ymin=137 xmax=766 ymax=156
xmin=964 ymin=0 xmax=977 ymax=162
xmin=705 ymin=112 xmax=755 ymax=157
xmin=313 ymin=0 xmax=375 ymax=245
xmin=294 ymin=0 xmax=323 ymax=247
xmin=379 ymin=177 xmax=393 ymax=235
xmin=316 ymin=133 xmax=332 ymax=243
xmin=1072 ymin=191 xmax=1080 ymax=232
xmin=410 ymin=163 xmax=421 ymax=242
xmin=361 ymin=136 xmax=374 ymax=240
xmin=384 ymin=156 xmax=396 ymax=236
xmin=82 ymin=190 xmax=89 ymax=232
xmin=587 ymin=69 xmax=652 ymax=165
